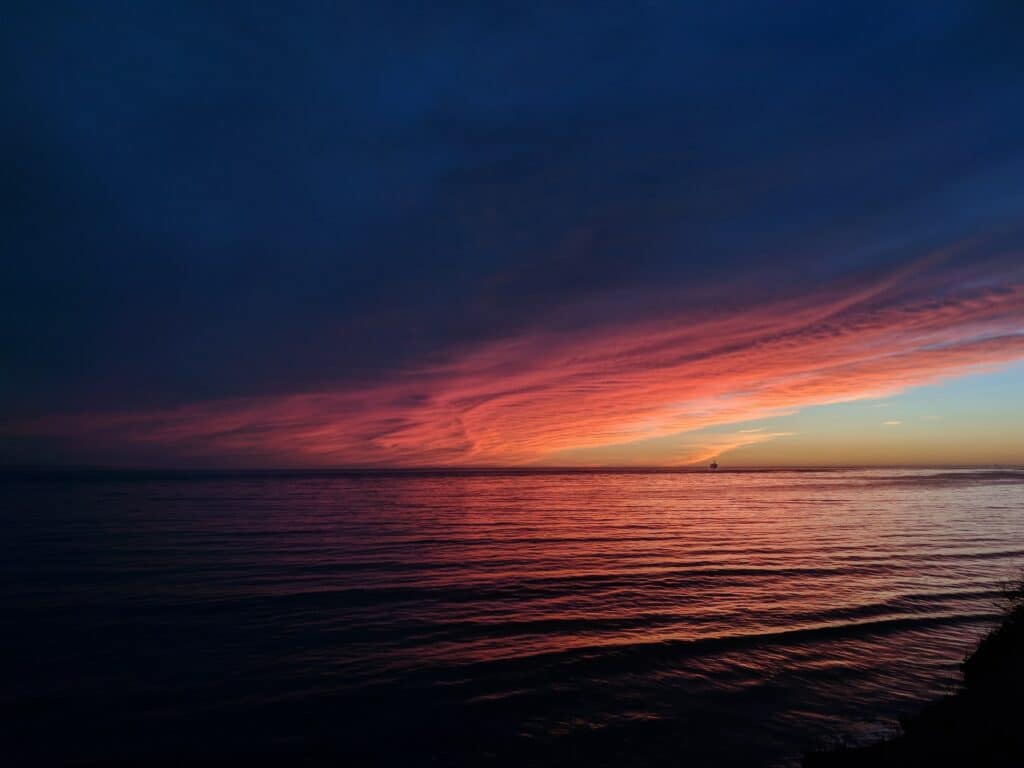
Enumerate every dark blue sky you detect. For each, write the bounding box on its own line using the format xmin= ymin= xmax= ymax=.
xmin=3 ymin=2 xmax=1024 ymax=466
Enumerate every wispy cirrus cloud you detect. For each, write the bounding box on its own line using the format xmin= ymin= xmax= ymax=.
xmin=8 ymin=255 xmax=1024 ymax=467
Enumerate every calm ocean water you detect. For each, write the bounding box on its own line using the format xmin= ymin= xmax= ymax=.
xmin=3 ymin=468 xmax=1024 ymax=767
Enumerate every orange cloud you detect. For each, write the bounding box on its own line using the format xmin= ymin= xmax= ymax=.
xmin=9 ymin=263 xmax=1024 ymax=466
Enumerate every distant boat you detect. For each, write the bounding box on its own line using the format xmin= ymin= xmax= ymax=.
xmin=709 ymin=460 xmax=719 ymax=470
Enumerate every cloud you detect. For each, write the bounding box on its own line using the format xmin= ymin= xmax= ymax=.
xmin=884 ymin=420 xmax=903 ymax=426
xmin=8 ymin=256 xmax=1024 ymax=466
xmin=538 ymin=428 xmax=795 ymax=467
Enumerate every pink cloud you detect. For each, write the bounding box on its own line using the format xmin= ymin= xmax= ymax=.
xmin=9 ymin=261 xmax=1024 ymax=466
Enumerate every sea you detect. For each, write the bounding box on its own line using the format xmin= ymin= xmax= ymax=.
xmin=3 ymin=468 xmax=1023 ymax=767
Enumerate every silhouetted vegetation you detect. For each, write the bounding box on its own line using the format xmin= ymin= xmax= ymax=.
xmin=806 ymin=575 xmax=1024 ymax=767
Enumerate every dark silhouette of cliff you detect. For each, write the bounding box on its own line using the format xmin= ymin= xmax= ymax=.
xmin=805 ymin=577 xmax=1024 ymax=767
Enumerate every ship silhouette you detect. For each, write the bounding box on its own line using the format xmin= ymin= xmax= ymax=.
xmin=709 ymin=460 xmax=719 ymax=470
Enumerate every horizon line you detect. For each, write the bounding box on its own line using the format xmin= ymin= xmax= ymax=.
xmin=2 ymin=463 xmax=1022 ymax=474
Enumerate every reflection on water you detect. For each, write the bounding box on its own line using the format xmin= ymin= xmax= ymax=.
xmin=3 ymin=468 xmax=1023 ymax=766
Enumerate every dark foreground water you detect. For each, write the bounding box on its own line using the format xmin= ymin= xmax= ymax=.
xmin=3 ymin=468 xmax=1024 ymax=767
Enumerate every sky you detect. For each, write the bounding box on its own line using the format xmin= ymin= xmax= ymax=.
xmin=2 ymin=1 xmax=1023 ymax=468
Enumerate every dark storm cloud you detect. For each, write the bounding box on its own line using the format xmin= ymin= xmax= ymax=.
xmin=3 ymin=1 xmax=1023 ymax=428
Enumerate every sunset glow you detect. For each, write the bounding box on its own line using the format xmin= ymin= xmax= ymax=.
xmin=6 ymin=5 xmax=1024 ymax=767
xmin=4 ymin=2 xmax=1023 ymax=470
xmin=11 ymin=255 xmax=1022 ymax=467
